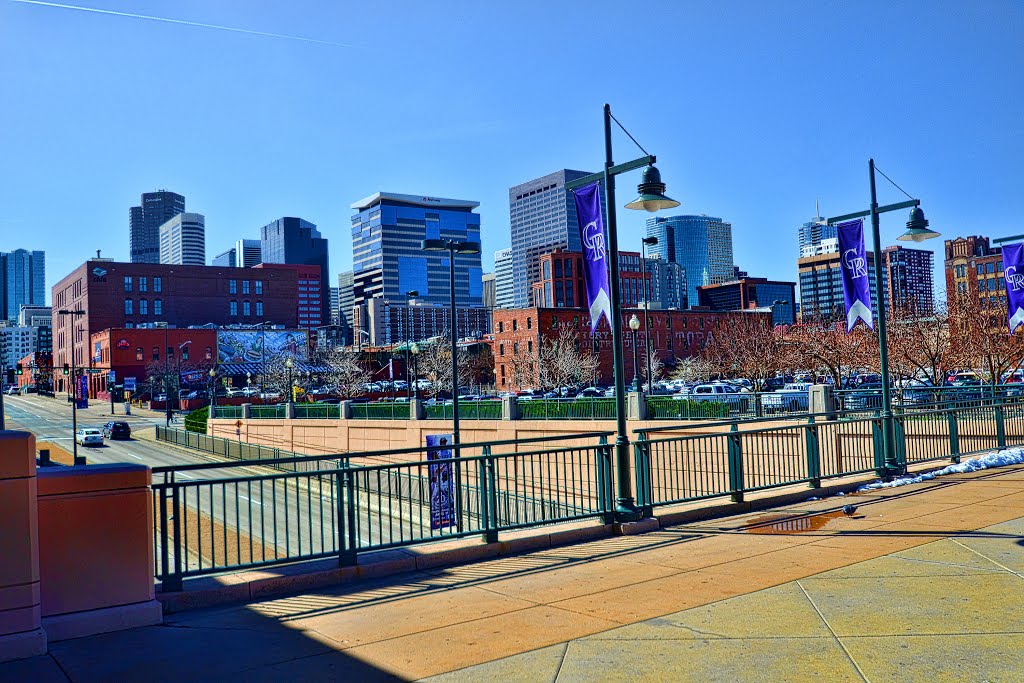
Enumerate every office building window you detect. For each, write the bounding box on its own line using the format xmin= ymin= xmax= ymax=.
xmin=255 ymin=301 xmax=263 ymax=317
xmin=124 ymin=276 xmax=132 ymax=292
xmin=124 ymin=299 xmax=133 ymax=315
xmin=255 ymin=281 xmax=263 ymax=294
xmin=139 ymin=299 xmax=148 ymax=315
xmin=230 ymin=301 xmax=238 ymax=316
xmin=154 ymin=277 xmax=162 ymax=292
xmin=229 ymin=280 xmax=238 ymax=294
xmin=139 ymin=277 xmax=148 ymax=292
xmin=242 ymin=281 xmax=250 ymax=294
xmin=243 ymin=301 xmax=251 ymax=316
xmin=136 ymin=347 xmax=144 ymax=361
xmin=154 ymin=299 xmax=162 ymax=315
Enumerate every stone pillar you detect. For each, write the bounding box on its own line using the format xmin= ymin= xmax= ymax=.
xmin=340 ymin=401 xmax=353 ymax=419
xmin=285 ymin=402 xmax=296 ymax=419
xmin=808 ymin=385 xmax=836 ymax=420
xmin=0 ymin=431 xmax=46 ymax=662
xmin=241 ymin=403 xmax=252 ymax=419
xmin=627 ymin=391 xmax=648 ymax=421
xmin=409 ymin=399 xmax=425 ymax=420
xmin=208 ymin=403 xmax=216 ymax=419
xmin=502 ymin=395 xmax=520 ymax=421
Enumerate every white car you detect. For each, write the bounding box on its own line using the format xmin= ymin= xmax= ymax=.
xmin=762 ymin=383 xmax=813 ymax=413
xmin=75 ymin=428 xmax=104 ymax=446
xmin=676 ymin=383 xmax=752 ymax=412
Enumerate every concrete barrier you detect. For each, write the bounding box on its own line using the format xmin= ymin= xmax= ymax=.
xmin=0 ymin=431 xmax=46 ymax=662
xmin=36 ymin=463 xmax=162 ymax=642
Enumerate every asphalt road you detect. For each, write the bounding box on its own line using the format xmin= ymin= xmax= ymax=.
xmin=3 ymin=394 xmax=436 ymax=574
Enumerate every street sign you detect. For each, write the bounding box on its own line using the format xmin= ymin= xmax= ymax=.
xmin=235 ymin=420 xmax=243 ymax=428
xmin=124 ymin=377 xmax=136 ymax=391
xmin=107 ymin=370 xmax=116 ymax=382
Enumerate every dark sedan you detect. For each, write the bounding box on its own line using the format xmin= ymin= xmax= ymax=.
xmin=102 ymin=421 xmax=132 ymax=440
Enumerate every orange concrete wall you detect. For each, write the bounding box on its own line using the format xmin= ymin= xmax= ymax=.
xmin=0 ymin=431 xmax=43 ymax=652
xmin=36 ymin=464 xmax=155 ymax=617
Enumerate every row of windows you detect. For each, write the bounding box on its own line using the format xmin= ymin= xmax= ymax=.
xmin=133 ymin=346 xmax=213 ymax=362
xmin=124 ymin=277 xmax=162 ymax=293
xmin=228 ymin=280 xmax=264 ymax=295
xmin=228 ymin=301 xmax=264 ymax=316
xmin=124 ymin=299 xmax=162 ymax=315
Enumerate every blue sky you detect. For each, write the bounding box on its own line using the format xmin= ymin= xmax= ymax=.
xmin=2 ymin=0 xmax=1023 ymax=298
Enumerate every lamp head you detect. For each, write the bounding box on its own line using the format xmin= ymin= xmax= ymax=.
xmin=410 ymin=343 xmax=419 ymax=355
xmin=421 ymin=239 xmax=448 ymax=251
xmin=642 ymin=236 xmax=659 ymax=246
xmin=625 ymin=165 xmax=681 ymax=213
xmin=629 ymin=314 xmax=641 ymax=331
xmin=285 ymin=357 xmax=293 ymax=368
xmin=455 ymin=241 xmax=481 ymax=255
xmin=898 ymin=206 xmax=940 ymax=242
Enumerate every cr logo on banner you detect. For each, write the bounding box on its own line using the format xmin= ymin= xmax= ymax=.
xmin=1006 ymin=266 xmax=1024 ymax=292
xmin=843 ymin=249 xmax=868 ymax=278
xmin=582 ymin=221 xmax=606 ymax=261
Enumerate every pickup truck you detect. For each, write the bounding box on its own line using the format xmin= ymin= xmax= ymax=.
xmin=761 ymin=383 xmax=813 ymax=413
xmin=674 ymin=383 xmax=752 ymax=413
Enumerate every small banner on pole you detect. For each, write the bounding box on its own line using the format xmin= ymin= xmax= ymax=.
xmin=837 ymin=219 xmax=874 ymax=332
xmin=426 ymin=434 xmax=456 ymax=530
xmin=574 ymin=181 xmax=613 ymax=331
xmin=1003 ymin=242 xmax=1024 ymax=332
xmin=77 ymin=374 xmax=89 ymax=409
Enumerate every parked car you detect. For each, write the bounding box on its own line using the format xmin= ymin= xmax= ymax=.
xmin=762 ymin=383 xmax=813 ymax=413
xmin=761 ymin=376 xmax=789 ymax=392
xmin=102 ymin=421 xmax=132 ymax=440
xmin=75 ymin=428 xmax=104 ymax=446
xmin=675 ymin=383 xmax=751 ymax=412
xmin=3 ymin=386 xmax=19 ymax=395
xmin=842 ymin=382 xmax=885 ymax=411
xmin=576 ymin=387 xmax=605 ymax=398
xmin=316 ymin=397 xmax=342 ymax=405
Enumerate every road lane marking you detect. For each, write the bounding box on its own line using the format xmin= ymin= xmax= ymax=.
xmin=238 ymin=495 xmax=263 ymax=506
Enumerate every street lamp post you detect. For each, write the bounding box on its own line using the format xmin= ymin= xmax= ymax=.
xmin=57 ymin=309 xmax=87 ymax=465
xmin=410 ymin=343 xmax=420 ymax=400
xmin=421 ymin=239 xmax=482 ymax=454
xmin=405 ymin=290 xmax=418 ymax=397
xmin=564 ymin=104 xmax=679 ymax=521
xmin=640 ymin=236 xmax=658 ymax=391
xmin=208 ymin=368 xmax=218 ymax=414
xmin=285 ymin=357 xmax=294 ymax=404
xmin=826 ymin=158 xmax=939 ymax=478
xmin=629 ymin=314 xmax=641 ymax=392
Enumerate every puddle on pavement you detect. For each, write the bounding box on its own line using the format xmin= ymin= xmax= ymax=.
xmin=741 ymin=510 xmax=848 ymax=535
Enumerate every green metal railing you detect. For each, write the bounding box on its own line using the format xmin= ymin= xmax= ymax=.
xmin=152 ymin=431 xmax=615 ymax=590
xmin=350 ymin=402 xmax=410 ymax=420
xmin=646 ymin=397 xmax=732 ymax=420
xmin=518 ymin=398 xmax=617 ymax=420
xmin=425 ymin=401 xmax=503 ymax=420
xmin=294 ymin=403 xmax=341 ymax=419
xmin=212 ymin=405 xmax=244 ymax=419
xmin=250 ymin=404 xmax=286 ymax=419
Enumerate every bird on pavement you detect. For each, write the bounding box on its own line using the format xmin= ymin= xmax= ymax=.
xmin=842 ymin=504 xmax=857 ymax=516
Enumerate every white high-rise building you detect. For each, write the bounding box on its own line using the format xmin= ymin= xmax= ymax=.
xmin=494 ymin=247 xmax=514 ymax=308
xmin=159 ymin=213 xmax=206 ymax=266
xmin=234 ymin=239 xmax=262 ymax=267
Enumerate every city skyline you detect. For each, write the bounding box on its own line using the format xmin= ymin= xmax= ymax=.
xmin=3 ymin=2 xmax=1023 ymax=301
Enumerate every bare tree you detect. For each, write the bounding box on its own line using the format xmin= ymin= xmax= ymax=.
xmin=670 ymin=356 xmax=716 ymax=384
xmin=509 ymin=342 xmax=539 ymax=391
xmin=641 ymin=351 xmax=665 ymax=387
xmin=538 ymin=326 xmax=600 ymax=390
xmin=886 ymin=304 xmax=951 ymax=386
xmin=701 ymin=313 xmax=784 ymax=390
xmin=784 ymin=317 xmax=875 ymax=387
xmin=418 ymin=337 xmax=472 ymax=397
xmin=312 ymin=346 xmax=371 ymax=399
xmin=948 ymin=293 xmax=1024 ymax=387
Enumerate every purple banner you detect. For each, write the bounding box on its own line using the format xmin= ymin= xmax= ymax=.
xmin=837 ymin=219 xmax=873 ymax=332
xmin=76 ymin=374 xmax=89 ymax=409
xmin=426 ymin=434 xmax=456 ymax=530
xmin=1003 ymin=242 xmax=1024 ymax=332
xmin=574 ymin=181 xmax=612 ymax=331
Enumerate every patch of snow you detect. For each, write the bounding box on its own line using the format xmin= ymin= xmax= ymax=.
xmin=857 ymin=447 xmax=1024 ymax=492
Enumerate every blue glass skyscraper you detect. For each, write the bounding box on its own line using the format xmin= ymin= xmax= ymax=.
xmin=349 ymin=192 xmax=482 ymax=309
xmin=646 ymin=214 xmax=734 ymax=306
xmin=0 ymin=249 xmax=46 ymax=321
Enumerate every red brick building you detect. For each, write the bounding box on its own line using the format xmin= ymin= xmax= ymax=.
xmin=87 ymin=328 xmax=218 ymax=398
xmin=491 ymin=307 xmax=747 ymax=389
xmin=944 ymin=235 xmax=1005 ymax=308
xmin=16 ymin=351 xmax=51 ymax=391
xmin=52 ymin=260 xmax=299 ymax=393
xmin=254 ymin=263 xmax=323 ymax=331
xmin=530 ymin=250 xmax=649 ymax=308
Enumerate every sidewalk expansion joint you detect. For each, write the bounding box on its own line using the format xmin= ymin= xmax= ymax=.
xmin=796 ymin=580 xmax=870 ymax=683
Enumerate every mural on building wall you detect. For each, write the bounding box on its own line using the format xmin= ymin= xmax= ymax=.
xmin=217 ymin=330 xmax=308 ymax=363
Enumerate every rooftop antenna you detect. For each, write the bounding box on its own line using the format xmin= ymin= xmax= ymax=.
xmin=96 ymin=249 xmax=102 ymax=259
xmin=815 ymin=197 xmax=821 ymax=221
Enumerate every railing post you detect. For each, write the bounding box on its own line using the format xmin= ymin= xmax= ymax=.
xmin=947 ymin=410 xmax=960 ymax=463
xmin=755 ymin=392 xmax=763 ymax=418
xmin=804 ymin=419 xmax=821 ymax=489
xmin=479 ymin=445 xmax=498 ymax=543
xmin=995 ymin=404 xmax=1006 ymax=448
xmin=634 ymin=432 xmax=653 ymax=517
xmin=596 ymin=437 xmax=615 ymax=524
xmin=339 ymin=457 xmax=358 ymax=565
xmin=872 ymin=417 xmax=886 ymax=477
xmin=164 ymin=472 xmax=183 ymax=592
xmin=893 ymin=412 xmax=907 ymax=473
xmin=727 ymin=424 xmax=744 ymax=503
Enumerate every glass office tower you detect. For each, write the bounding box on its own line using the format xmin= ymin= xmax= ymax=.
xmin=646 ymin=214 xmax=735 ymax=306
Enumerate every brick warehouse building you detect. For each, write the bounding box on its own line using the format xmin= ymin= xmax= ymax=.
xmin=52 ymin=260 xmax=299 ymax=393
xmin=86 ymin=328 xmax=218 ymax=399
xmin=491 ymin=307 xmax=755 ymax=390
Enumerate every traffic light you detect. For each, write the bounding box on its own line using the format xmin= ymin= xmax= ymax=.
xmin=63 ymin=363 xmax=70 ymax=375
xmin=15 ymin=363 xmax=23 ymax=375
xmin=4 ymin=370 xmax=13 ymax=384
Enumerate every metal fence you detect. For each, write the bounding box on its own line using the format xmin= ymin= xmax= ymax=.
xmin=213 ymin=406 xmax=244 ymax=419
xmin=425 ymin=401 xmax=503 ymax=420
xmin=350 ymin=402 xmax=410 ymax=420
xmin=152 ymin=431 xmax=614 ymax=590
xmin=294 ymin=403 xmax=341 ymax=419
xmin=517 ymin=398 xmax=617 ymax=420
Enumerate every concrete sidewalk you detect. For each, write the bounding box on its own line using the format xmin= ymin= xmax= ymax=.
xmin=5 ymin=463 xmax=1024 ymax=682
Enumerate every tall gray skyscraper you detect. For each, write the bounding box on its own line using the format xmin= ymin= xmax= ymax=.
xmin=130 ymin=190 xmax=185 ymax=263
xmin=646 ymin=214 xmax=735 ymax=306
xmin=338 ymin=270 xmax=354 ymax=346
xmin=260 ymin=217 xmax=330 ymax=318
xmin=234 ymin=239 xmax=263 ymax=267
xmin=0 ymin=249 xmax=46 ymax=321
xmin=159 ymin=213 xmax=206 ymax=266
xmin=493 ymin=247 xmax=514 ymax=309
xmin=508 ymin=170 xmax=604 ymax=308
xmin=798 ymin=204 xmax=836 ymax=257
